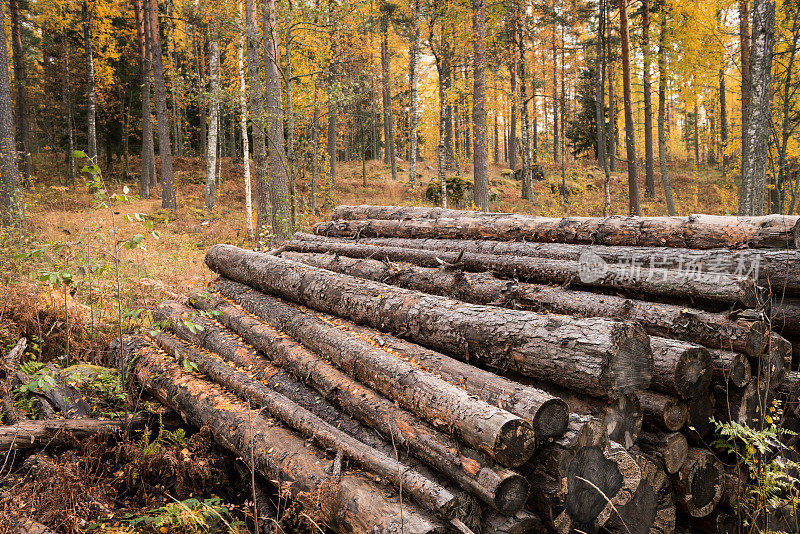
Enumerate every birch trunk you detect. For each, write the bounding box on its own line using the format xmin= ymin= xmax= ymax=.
xmin=238 ymin=0 xmax=253 ymax=240
xmin=204 ymin=26 xmax=220 ymax=209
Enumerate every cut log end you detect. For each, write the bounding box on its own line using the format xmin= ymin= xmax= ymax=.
xmin=675 ymin=347 xmax=713 ymax=399
xmin=494 ymin=418 xmax=538 ymax=468
xmin=534 ymin=398 xmax=570 ymax=442
xmin=639 ymin=390 xmax=688 ymax=432
xmin=686 ymin=393 xmax=715 ymax=440
xmin=495 ymin=473 xmax=532 ymax=516
xmin=564 ymin=445 xmax=625 ymax=528
xmin=610 ymin=325 xmax=653 ymax=394
xmin=673 ymin=449 xmax=724 ymax=518
xmin=603 ymin=394 xmax=643 ymax=449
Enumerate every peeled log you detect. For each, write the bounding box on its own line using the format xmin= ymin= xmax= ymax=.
xmin=671 ymin=448 xmax=724 ymax=518
xmin=635 ymin=431 xmax=688 ymax=475
xmin=649 ymin=337 xmax=712 ymax=399
xmin=282 ymin=240 xmax=765 ymax=307
xmin=149 ymin=330 xmax=468 ymax=519
xmin=319 ymin=206 xmax=800 ymax=249
xmin=188 ymin=293 xmax=528 ymax=513
xmin=306 ymin=308 xmax=568 ymax=441
xmin=638 ymin=390 xmax=688 ymax=432
xmin=602 ymin=454 xmax=677 ymax=534
xmin=295 ymin=231 xmax=800 ymax=294
xmin=709 ymin=349 xmax=752 ymax=388
xmin=114 ymin=336 xmax=444 ymax=534
xmin=283 ymin=247 xmax=767 ymax=356
xmin=205 ymin=246 xmax=653 ymax=398
xmin=0 ymin=416 xmax=145 ymax=450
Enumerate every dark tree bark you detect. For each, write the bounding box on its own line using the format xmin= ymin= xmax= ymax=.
xmin=671 ymin=448 xmax=724 ymax=518
xmin=634 ymin=430 xmax=688 ymax=475
xmin=719 ymin=68 xmax=728 ymax=176
xmin=686 ymin=392 xmax=715 ymax=440
xmin=709 ymin=349 xmax=752 ymax=388
xmin=518 ymin=22 xmax=532 ymax=200
xmin=0 ymin=0 xmax=20 ymax=226
xmin=205 ymin=248 xmax=653 ymax=398
xmin=134 ymin=0 xmax=155 ymax=199
xmin=472 ymin=0 xmax=489 ymax=211
xmin=642 ymin=0 xmax=655 ymax=198
xmin=115 ymin=336 xmax=443 ymax=534
xmin=380 ymin=5 xmax=396 ymax=181
xmin=713 ymin=378 xmax=759 ymax=426
xmin=0 ymin=416 xmax=145 ymax=450
xmin=607 ymin=3 xmax=617 ymax=172
xmin=738 ymin=0 xmax=776 ymax=216
xmin=658 ymin=4 xmax=675 ymax=214
xmin=9 ymin=0 xmax=30 ymax=185
xmin=619 ymin=0 xmax=640 ymax=215
xmin=649 ymin=338 xmax=712 ymax=399
xmin=739 ymin=0 xmax=751 ymax=164
xmin=145 ymin=0 xmax=176 ymax=210
xmin=244 ymin=0 xmax=268 ymax=236
xmin=597 ymin=0 xmax=611 ymax=214
xmin=482 ymin=510 xmax=545 ymax=534
xmin=638 ymin=390 xmax=688 ymax=432
xmin=509 ymin=58 xmax=518 ymax=171
xmin=188 ymin=291 xmax=528 ymax=513
xmin=81 ymin=2 xmax=97 ymax=161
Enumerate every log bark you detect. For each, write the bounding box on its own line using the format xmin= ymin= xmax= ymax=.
xmin=0 ymin=416 xmax=145 ymax=450
xmin=114 ymin=336 xmax=444 ymax=534
xmin=198 ymin=275 xmax=535 ymax=468
xmin=283 ymin=247 xmax=766 ymax=353
xmin=296 ymin=232 xmax=800 ymax=295
xmin=771 ymin=298 xmax=800 ymax=336
xmin=778 ymin=370 xmax=800 ymax=417
xmin=205 ymin=247 xmax=653 ymax=398
xmin=686 ymin=392 xmax=716 ymax=440
xmin=634 ymin=430 xmax=688 ymax=475
xmin=1 ymin=338 xmax=26 ymax=423
xmin=760 ymin=332 xmax=790 ymax=387
xmin=282 ymin=240 xmax=765 ymax=308
xmin=187 ymin=293 xmax=528 ymax=513
xmin=603 ymin=453 xmax=676 ymax=534
xmin=149 ymin=330 xmax=469 ymax=520
xmin=713 ymin=378 xmax=760 ymax=426
xmin=638 ymin=390 xmax=688 ymax=432
xmin=671 ymin=448 xmax=724 ymax=518
xmin=649 ymin=338 xmax=712 ymax=399
xmin=709 ymin=349 xmax=752 ymax=388
xmin=482 ymin=510 xmax=546 ymax=534
xmin=321 ymin=206 xmax=800 ymax=249
xmin=289 ymin=304 xmax=569 ymax=442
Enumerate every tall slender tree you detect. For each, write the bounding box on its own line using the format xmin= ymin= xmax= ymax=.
xmin=739 ymin=0 xmax=750 ymax=161
xmin=134 ymin=0 xmax=155 ymax=198
xmin=205 ymin=22 xmax=220 ymax=210
xmin=408 ymin=0 xmax=420 ymax=185
xmin=658 ymin=0 xmax=675 ymax=215
xmin=245 ymin=0 xmax=268 ymax=235
xmin=10 ymin=0 xmax=30 ymax=185
xmin=0 ymin=0 xmax=19 ymax=225
xmin=508 ymin=56 xmax=518 ymax=171
xmin=596 ymin=0 xmax=611 ymax=214
xmin=472 ymin=0 xmax=489 ymax=210
xmin=82 ymin=2 xmax=97 ymax=161
xmin=642 ymin=0 xmax=655 ymax=197
xmin=619 ymin=0 xmax=640 ymax=215
xmin=518 ymin=14 xmax=532 ymax=200
xmin=238 ymin=0 xmax=253 ymax=240
xmin=380 ymin=2 xmax=397 ymax=181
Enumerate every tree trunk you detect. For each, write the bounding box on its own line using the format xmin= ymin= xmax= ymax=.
xmin=597 ymin=0 xmax=611 ymax=215
xmin=709 ymin=349 xmax=752 ymax=388
xmin=205 ymin=248 xmax=654 ymax=398
xmin=201 ymin=277 xmax=536 ymax=468
xmin=9 ymin=0 xmax=30 ymax=185
xmin=238 ymin=0 xmax=253 ymax=240
xmin=62 ymin=38 xmax=76 ymax=185
xmin=0 ymin=0 xmax=20 ymax=226
xmin=204 ymin=26 xmax=220 ymax=210
xmin=286 ymin=239 xmax=766 ymax=308
xmin=739 ymin=0 xmax=751 ymax=166
xmin=146 ymin=0 xmax=176 ymax=210
xmin=649 ymin=337 xmax=712 ymax=399
xmin=408 ymin=0 xmax=420 ymax=185
xmin=245 ymin=0 xmax=268 ymax=237
xmin=0 ymin=416 xmax=145 ymax=450
xmin=482 ymin=510 xmax=545 ymax=534
xmin=719 ymin=69 xmax=728 ymax=177
xmin=188 ymin=292 xmax=528 ymax=513
xmin=642 ymin=0 xmax=655 ymax=198
xmin=115 ymin=336 xmax=443 ymax=534
xmin=380 ymin=9 xmax=396 ymax=180
xmin=713 ymin=378 xmax=759 ymax=426
xmin=608 ymin=6 xmax=617 ymax=172
xmin=552 ymin=20 xmax=559 ymax=165
xmin=262 ymin=0 xmax=291 ymax=241
xmin=635 ymin=430 xmax=688 ymax=474
xmin=509 ymin=59 xmax=518 ymax=171
xmin=472 ymin=0 xmax=489 ymax=211
xmin=518 ymin=23 xmax=532 ymax=201
xmin=619 ymin=0 xmax=640 ymax=215
xmin=311 ymin=82 xmax=319 ymax=215
xmin=738 ymin=0 xmax=776 ymax=216
xmin=657 ymin=5 xmax=675 ymax=215
xmin=82 ymin=2 xmax=97 ymax=162
xmin=321 ymin=205 xmax=800 ymax=249
xmin=638 ymin=390 xmax=688 ymax=432
xmin=671 ymin=448 xmax=724 ymax=518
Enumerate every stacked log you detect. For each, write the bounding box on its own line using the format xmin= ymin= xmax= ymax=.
xmin=114 ymin=206 xmax=800 ymax=533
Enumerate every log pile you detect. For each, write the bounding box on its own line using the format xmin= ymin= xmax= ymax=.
xmin=117 ymin=206 xmax=800 ymax=534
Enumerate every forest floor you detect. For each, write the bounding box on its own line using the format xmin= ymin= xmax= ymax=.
xmin=0 ymin=153 xmax=740 ymax=533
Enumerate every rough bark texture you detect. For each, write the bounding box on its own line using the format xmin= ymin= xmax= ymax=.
xmin=188 ymin=291 xmax=529 ymax=512
xmin=619 ymin=0 xmax=640 ymax=215
xmin=670 ymin=448 xmax=724 ymax=518
xmin=244 ymin=0 xmax=268 ymax=235
xmin=639 ymin=390 xmax=688 ymax=432
xmin=604 ymin=453 xmax=676 ymax=534
xmin=649 ymin=337 xmax=712 ymax=399
xmin=134 ymin=0 xmax=155 ymax=199
xmin=0 ymin=0 xmax=21 ymax=226
xmin=713 ymin=379 xmax=760 ymax=426
xmin=9 ymin=0 xmax=30 ymax=184
xmin=320 ymin=206 xmax=800 ymax=249
xmin=301 ymin=231 xmax=800 ymax=295
xmin=642 ymin=0 xmax=655 ymax=198
xmin=657 ymin=4 xmax=675 ymax=215
xmin=471 ymin=0 xmax=489 ymax=211
xmin=115 ymin=336 xmax=444 ymax=534
xmin=771 ymin=298 xmax=800 ymax=336
xmin=1 ymin=338 xmax=25 ymax=424
xmin=709 ymin=349 xmax=752 ymax=388
xmin=379 ymin=8 xmax=396 ymax=181
xmin=635 ymin=430 xmax=688 ymax=475
xmin=482 ymin=510 xmax=545 ymax=534
xmin=0 ymin=417 xmax=144 ymax=450
xmin=206 ymin=247 xmax=653 ymax=398
xmin=283 ymin=240 xmax=764 ymax=307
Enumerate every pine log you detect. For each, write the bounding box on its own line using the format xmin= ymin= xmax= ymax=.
xmin=282 ymin=241 xmax=765 ymax=307
xmin=0 ymin=416 xmax=145 ymax=450
xmin=670 ymin=448 xmax=724 ymax=518
xmin=318 ymin=207 xmax=800 ymax=249
xmin=602 ymin=453 xmax=676 ymax=534
xmin=283 ymin=247 xmax=768 ymax=355
xmin=187 ymin=294 xmax=528 ymax=513
xmin=685 ymin=392 xmax=716 ymax=440
xmin=638 ymin=390 xmax=688 ymax=432
xmin=649 ymin=337 xmax=712 ymax=399
xmin=760 ymin=333 xmax=791 ymax=388
xmin=205 ymin=247 xmax=653 ymax=397
xmin=298 ymin=307 xmax=569 ymax=441
xmin=114 ymin=336 xmax=445 ymax=534
xmin=771 ymin=298 xmax=800 ymax=336
xmin=709 ymin=349 xmax=752 ymax=388
xmin=197 ymin=280 xmax=535 ymax=468
xmin=482 ymin=511 xmax=546 ymax=534
xmin=634 ymin=430 xmax=688 ymax=475
xmin=295 ymin=230 xmax=800 ymax=294
xmin=778 ymin=371 xmax=800 ymax=418
xmin=1 ymin=338 xmax=27 ymax=424
xmin=713 ymin=379 xmax=760 ymax=425
xmin=149 ymin=330 xmax=470 ymax=520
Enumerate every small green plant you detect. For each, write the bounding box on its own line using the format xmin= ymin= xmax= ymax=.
xmin=137 ymin=416 xmax=187 ymax=456
xmin=89 ymin=497 xmax=242 ymax=533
